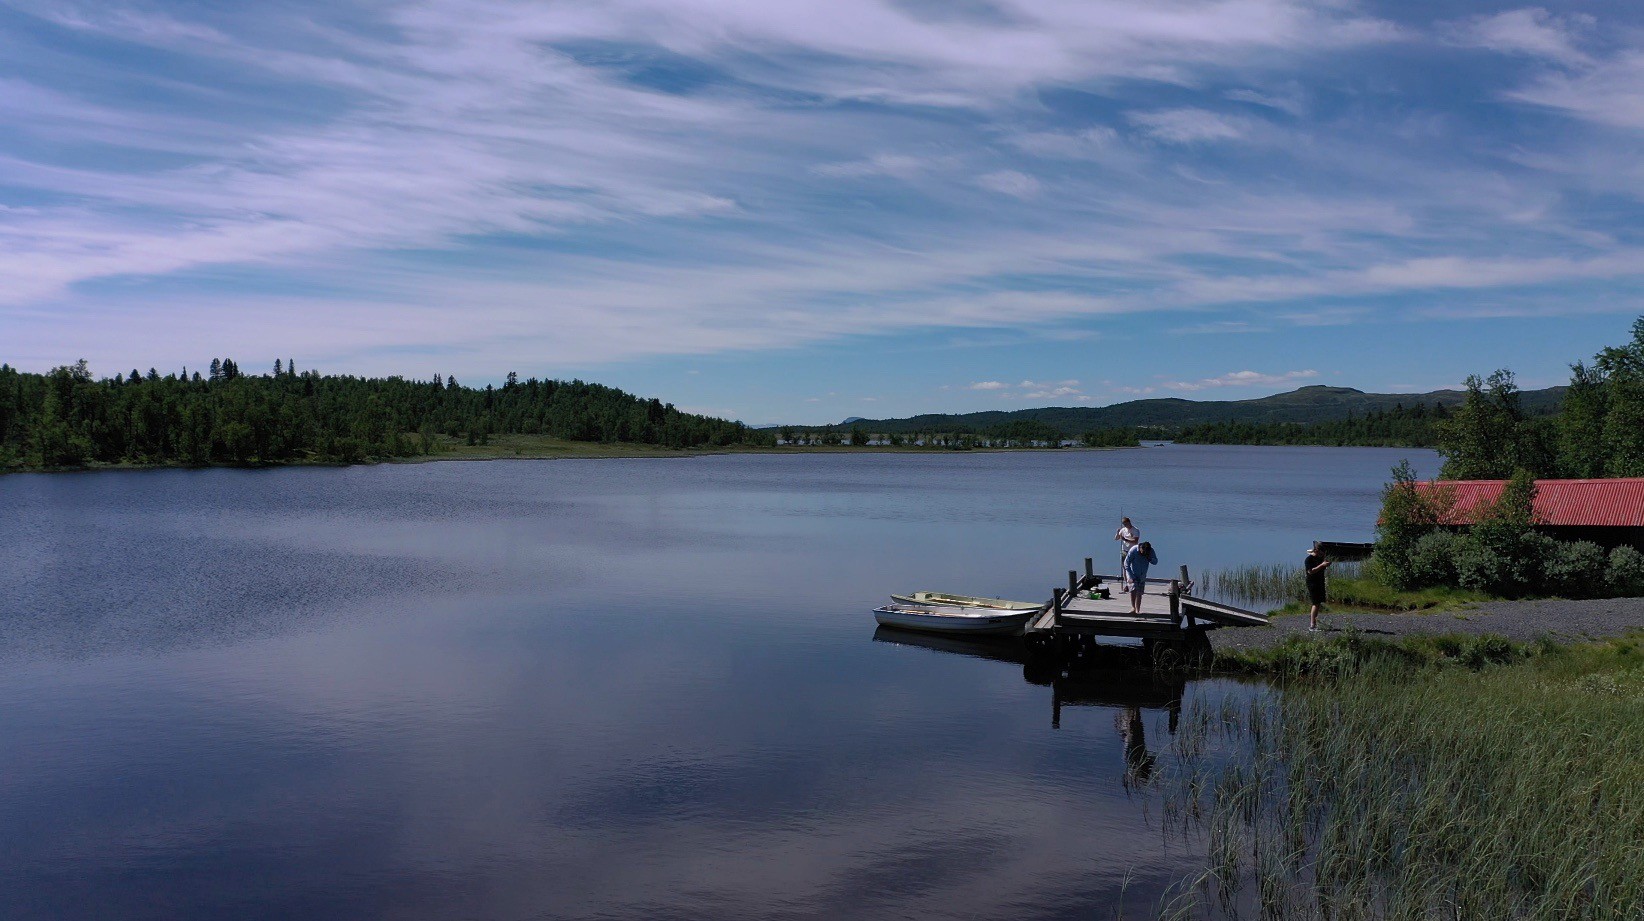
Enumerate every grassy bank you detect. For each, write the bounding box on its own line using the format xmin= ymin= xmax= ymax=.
xmin=1153 ymin=635 xmax=1644 ymax=919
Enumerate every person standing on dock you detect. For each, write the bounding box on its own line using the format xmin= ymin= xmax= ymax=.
xmin=1124 ymin=541 xmax=1158 ymax=615
xmin=1114 ymin=517 xmax=1141 ymax=590
xmin=1306 ymin=545 xmax=1332 ymax=631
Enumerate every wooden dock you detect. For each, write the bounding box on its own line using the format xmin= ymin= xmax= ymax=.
xmin=1023 ymin=558 xmax=1267 ymax=664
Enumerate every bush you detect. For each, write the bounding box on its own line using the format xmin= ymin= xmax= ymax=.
xmin=1611 ymin=545 xmax=1644 ymax=597
xmin=1407 ymin=530 xmax=1463 ymax=587
xmin=1454 ymin=535 xmax=1509 ymax=595
xmin=1543 ymin=540 xmax=1608 ymax=599
xmin=1375 ymin=461 xmax=1457 ymax=589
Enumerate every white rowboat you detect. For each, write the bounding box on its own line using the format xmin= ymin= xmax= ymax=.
xmin=873 ymin=603 xmax=1041 ymax=636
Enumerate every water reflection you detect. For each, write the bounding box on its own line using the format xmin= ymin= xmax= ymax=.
xmin=871 ymin=625 xmax=1187 ymax=793
xmin=869 ymin=626 xmax=1026 ymax=664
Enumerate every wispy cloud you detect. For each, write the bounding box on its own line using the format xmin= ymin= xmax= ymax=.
xmin=1128 ymin=108 xmax=1253 ymax=143
xmin=813 ymin=154 xmax=934 ymax=180
xmin=1162 ymin=369 xmax=1318 ymax=392
xmin=975 ymin=170 xmax=1041 ymax=198
xmin=1448 ymin=8 xmax=1594 ymax=66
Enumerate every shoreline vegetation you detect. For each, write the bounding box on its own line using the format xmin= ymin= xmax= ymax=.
xmin=1153 ymin=634 xmax=1644 ymax=920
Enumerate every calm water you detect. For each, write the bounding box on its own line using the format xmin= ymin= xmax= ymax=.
xmin=0 ymin=445 xmax=1438 ymax=921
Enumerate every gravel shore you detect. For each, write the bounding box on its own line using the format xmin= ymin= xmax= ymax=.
xmin=1213 ymin=597 xmax=1644 ymax=652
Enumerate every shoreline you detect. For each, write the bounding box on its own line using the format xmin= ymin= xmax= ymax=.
xmin=0 ymin=441 xmax=1145 ymax=476
xmin=1212 ymin=596 xmax=1644 ymax=664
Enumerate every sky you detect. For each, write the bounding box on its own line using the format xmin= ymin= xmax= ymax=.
xmin=3 ymin=1 xmax=1644 ymax=425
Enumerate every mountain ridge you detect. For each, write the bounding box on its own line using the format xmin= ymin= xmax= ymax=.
xmin=800 ymin=384 xmax=1567 ymax=433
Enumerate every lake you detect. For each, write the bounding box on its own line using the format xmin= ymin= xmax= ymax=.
xmin=0 ymin=445 xmax=1439 ymax=921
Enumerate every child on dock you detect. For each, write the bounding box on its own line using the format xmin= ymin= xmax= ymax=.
xmin=1124 ymin=541 xmax=1158 ymax=615
xmin=1114 ymin=517 xmax=1140 ymax=590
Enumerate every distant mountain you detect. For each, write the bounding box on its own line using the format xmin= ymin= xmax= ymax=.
xmin=807 ymin=385 xmax=1567 ymax=434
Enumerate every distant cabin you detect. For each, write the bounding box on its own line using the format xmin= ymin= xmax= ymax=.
xmin=1414 ymin=478 xmax=1644 ymax=549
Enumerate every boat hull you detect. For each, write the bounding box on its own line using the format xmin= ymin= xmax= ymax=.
xmin=873 ymin=604 xmax=1039 ymax=636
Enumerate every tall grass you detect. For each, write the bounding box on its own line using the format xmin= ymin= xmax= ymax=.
xmin=1150 ymin=639 xmax=1644 ymax=919
xmin=1198 ymin=560 xmax=1491 ymax=613
xmin=1198 ymin=561 xmax=1364 ymax=608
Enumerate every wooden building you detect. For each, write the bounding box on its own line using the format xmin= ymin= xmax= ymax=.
xmin=1414 ymin=478 xmax=1644 ymax=548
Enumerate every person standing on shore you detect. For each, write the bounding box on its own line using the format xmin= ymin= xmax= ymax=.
xmin=1124 ymin=541 xmax=1158 ymax=615
xmin=1306 ymin=545 xmax=1332 ymax=631
xmin=1114 ymin=517 xmax=1140 ymax=590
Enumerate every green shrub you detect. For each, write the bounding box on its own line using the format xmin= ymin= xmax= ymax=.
xmin=1543 ymin=540 xmax=1608 ymax=599
xmin=1407 ymin=530 xmax=1462 ymax=587
xmin=1611 ymin=545 xmax=1644 ymax=597
xmin=1454 ymin=535 xmax=1510 ymax=595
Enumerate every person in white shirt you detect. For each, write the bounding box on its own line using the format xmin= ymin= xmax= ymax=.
xmin=1114 ymin=517 xmax=1140 ymax=590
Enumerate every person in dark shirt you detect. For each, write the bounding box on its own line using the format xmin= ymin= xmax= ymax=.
xmin=1305 ymin=545 xmax=1331 ymax=631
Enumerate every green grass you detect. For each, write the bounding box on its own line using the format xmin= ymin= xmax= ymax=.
xmin=1211 ymin=630 xmax=1532 ymax=677
xmin=1152 ymin=635 xmax=1644 ymax=919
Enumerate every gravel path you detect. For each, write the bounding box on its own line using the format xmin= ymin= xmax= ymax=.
xmin=1213 ymin=597 xmax=1644 ymax=652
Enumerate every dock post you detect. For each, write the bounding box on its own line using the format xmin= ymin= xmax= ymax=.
xmin=1169 ymin=579 xmax=1182 ymax=629
xmin=1084 ymin=557 xmax=1093 ymax=583
xmin=1179 ymin=564 xmax=1191 ymax=595
xmin=1068 ymin=570 xmax=1078 ymax=597
xmin=1052 ymin=587 xmax=1065 ymax=628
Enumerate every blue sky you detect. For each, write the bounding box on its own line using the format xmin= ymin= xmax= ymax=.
xmin=3 ymin=1 xmax=1644 ymax=424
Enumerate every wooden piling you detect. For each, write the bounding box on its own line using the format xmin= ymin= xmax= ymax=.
xmin=1052 ymin=587 xmax=1065 ymax=627
xmin=1084 ymin=557 xmax=1093 ymax=581
xmin=1068 ymin=570 xmax=1078 ymax=597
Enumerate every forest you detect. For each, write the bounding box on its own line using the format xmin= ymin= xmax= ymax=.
xmin=0 ymin=359 xmax=772 ymax=471
xmin=1172 ymin=401 xmax=1451 ymax=447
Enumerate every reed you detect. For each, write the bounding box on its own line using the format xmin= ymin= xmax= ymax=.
xmin=1150 ymin=638 xmax=1644 ymax=919
xmin=1198 ymin=560 xmax=1490 ymax=613
xmin=1198 ymin=561 xmax=1364 ymax=608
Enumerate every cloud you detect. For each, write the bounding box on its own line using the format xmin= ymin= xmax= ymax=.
xmin=968 ymin=381 xmax=1009 ymax=390
xmin=975 ymin=170 xmax=1041 ymax=198
xmin=1008 ymin=127 xmax=1120 ymax=159
xmin=813 ymin=154 xmax=933 ymax=179
xmin=1162 ymin=369 xmax=1318 ymax=392
xmin=1507 ymin=53 xmax=1644 ymax=130
xmin=1448 ymin=8 xmax=1593 ymax=66
xmin=1224 ymin=85 xmax=1307 ymax=117
xmin=1128 ymin=108 xmax=1251 ymax=143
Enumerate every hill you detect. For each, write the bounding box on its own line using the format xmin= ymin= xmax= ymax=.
xmin=804 ymin=385 xmax=1567 ymax=434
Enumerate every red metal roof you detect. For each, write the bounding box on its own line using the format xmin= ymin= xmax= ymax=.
xmin=1413 ymin=478 xmax=1644 ymax=528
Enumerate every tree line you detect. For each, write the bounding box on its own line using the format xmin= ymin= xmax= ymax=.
xmin=0 ymin=359 xmax=772 ymax=471
xmin=1433 ymin=317 xmax=1644 ymax=479
xmin=1173 ymin=401 xmax=1452 ymax=448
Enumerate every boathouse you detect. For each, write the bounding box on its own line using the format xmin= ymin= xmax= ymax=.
xmin=1414 ymin=478 xmax=1644 ymax=549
